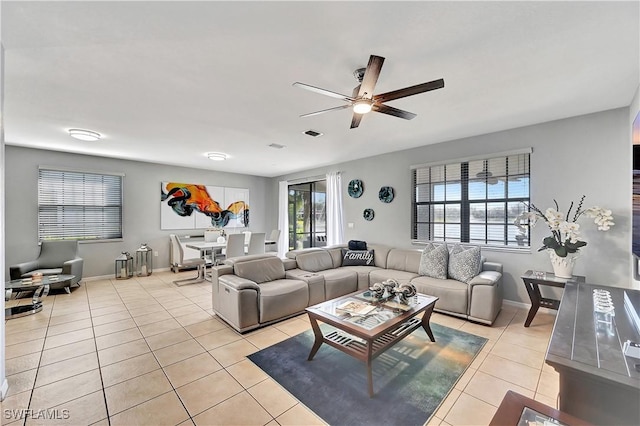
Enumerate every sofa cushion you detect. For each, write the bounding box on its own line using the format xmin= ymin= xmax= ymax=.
xmin=418 ymin=243 xmax=449 ymax=279
xmin=341 ymin=249 xmax=375 ymax=266
xmin=369 ymin=269 xmax=419 ymax=285
xmin=317 ymin=269 xmax=358 ymax=299
xmin=234 ymin=257 xmax=285 ymax=284
xmin=386 ymin=249 xmax=422 ymax=273
xmin=259 ymin=279 xmax=309 ymax=323
xmin=296 ymin=250 xmax=334 ymax=272
xmin=411 ymin=276 xmax=468 ymax=315
xmin=448 ymin=245 xmax=482 ymax=283
xmin=340 ymin=265 xmax=382 ymax=290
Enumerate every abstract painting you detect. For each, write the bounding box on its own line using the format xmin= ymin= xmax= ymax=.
xmin=160 ymin=182 xmax=249 ymax=230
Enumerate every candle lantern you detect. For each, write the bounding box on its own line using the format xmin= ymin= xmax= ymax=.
xmin=135 ymin=243 xmax=153 ymax=276
xmin=115 ymin=252 xmax=134 ymax=280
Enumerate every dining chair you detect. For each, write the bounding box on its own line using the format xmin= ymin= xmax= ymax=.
xmin=169 ymin=234 xmax=206 ymax=286
xmin=247 ymin=232 xmax=266 ymax=255
xmin=267 ymin=229 xmax=281 ymax=252
xmin=225 ymin=233 xmax=246 ymax=259
xmin=242 ymin=231 xmax=252 ymax=245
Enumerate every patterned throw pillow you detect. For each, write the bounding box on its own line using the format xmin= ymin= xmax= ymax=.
xmin=341 ymin=249 xmax=375 ymax=266
xmin=448 ymin=245 xmax=482 ymax=283
xmin=418 ymin=243 xmax=449 ymax=279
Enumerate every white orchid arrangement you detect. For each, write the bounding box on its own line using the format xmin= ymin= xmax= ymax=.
xmin=514 ymin=195 xmax=614 ymax=257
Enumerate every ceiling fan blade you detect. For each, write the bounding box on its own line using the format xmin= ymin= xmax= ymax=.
xmin=350 ymin=113 xmax=363 ymax=129
xmin=372 ymin=104 xmax=416 ymax=120
xmin=292 ymin=82 xmax=354 ymax=102
xmin=373 ymin=78 xmax=445 ymax=103
xmin=352 ymin=85 xmax=361 ymax=98
xmin=300 ymin=104 xmax=351 ymax=118
xmin=357 ymin=55 xmax=385 ymax=99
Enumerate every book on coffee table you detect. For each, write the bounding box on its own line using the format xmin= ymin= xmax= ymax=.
xmin=336 ymin=300 xmax=376 ymax=316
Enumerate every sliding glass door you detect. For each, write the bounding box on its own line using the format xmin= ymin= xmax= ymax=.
xmin=288 ymin=180 xmax=326 ymax=250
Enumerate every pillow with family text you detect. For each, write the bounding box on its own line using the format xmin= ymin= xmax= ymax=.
xmin=341 ymin=249 xmax=375 ymax=266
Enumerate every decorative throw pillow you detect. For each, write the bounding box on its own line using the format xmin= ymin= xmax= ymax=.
xmin=341 ymin=249 xmax=375 ymax=266
xmin=418 ymin=243 xmax=449 ymax=279
xmin=348 ymin=240 xmax=367 ymax=250
xmin=448 ymin=245 xmax=482 ymax=283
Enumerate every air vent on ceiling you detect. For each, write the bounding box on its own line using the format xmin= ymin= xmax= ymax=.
xmin=268 ymin=143 xmax=286 ymax=149
xmin=303 ymin=129 xmax=323 ymax=137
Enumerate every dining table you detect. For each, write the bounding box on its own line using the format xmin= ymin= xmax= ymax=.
xmin=185 ymin=239 xmax=276 ymax=281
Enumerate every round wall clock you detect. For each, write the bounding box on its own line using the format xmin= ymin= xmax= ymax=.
xmin=348 ymin=179 xmax=364 ymax=198
xmin=379 ymin=186 xmax=394 ymax=203
xmin=363 ymin=208 xmax=375 ymax=221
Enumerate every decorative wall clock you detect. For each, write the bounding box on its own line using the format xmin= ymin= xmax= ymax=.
xmin=363 ymin=208 xmax=375 ymax=221
xmin=348 ymin=179 xmax=364 ymax=198
xmin=379 ymin=186 xmax=394 ymax=203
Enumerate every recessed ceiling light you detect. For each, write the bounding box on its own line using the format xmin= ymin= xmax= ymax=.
xmin=68 ymin=128 xmax=101 ymax=141
xmin=207 ymin=152 xmax=227 ymax=161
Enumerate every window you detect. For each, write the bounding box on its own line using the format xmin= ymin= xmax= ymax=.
xmin=412 ymin=151 xmax=530 ymax=247
xmin=288 ymin=180 xmax=326 ymax=250
xmin=38 ymin=168 xmax=124 ymax=241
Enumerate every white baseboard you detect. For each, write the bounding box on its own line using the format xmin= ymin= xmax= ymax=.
xmin=82 ymin=267 xmax=173 ymax=283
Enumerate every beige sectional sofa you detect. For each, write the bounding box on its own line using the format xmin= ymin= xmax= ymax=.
xmin=210 ymin=244 xmax=503 ymax=333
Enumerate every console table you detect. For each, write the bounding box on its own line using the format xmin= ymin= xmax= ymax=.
xmin=520 ymin=270 xmax=585 ymax=327
xmin=546 ymin=282 xmax=640 ymax=425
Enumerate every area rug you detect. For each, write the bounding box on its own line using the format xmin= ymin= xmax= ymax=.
xmin=248 ymin=323 xmax=487 ymax=426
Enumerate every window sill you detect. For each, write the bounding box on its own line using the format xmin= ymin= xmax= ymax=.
xmin=411 ymin=240 xmax=532 ymax=254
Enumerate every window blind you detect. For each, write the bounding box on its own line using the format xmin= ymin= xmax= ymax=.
xmin=38 ymin=168 xmax=123 ymax=241
xmin=412 ymin=152 xmax=530 ymax=247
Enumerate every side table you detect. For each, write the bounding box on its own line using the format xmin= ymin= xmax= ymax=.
xmin=521 ymin=270 xmax=585 ymax=327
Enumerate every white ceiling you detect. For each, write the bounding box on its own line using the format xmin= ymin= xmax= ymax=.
xmin=2 ymin=1 xmax=639 ymax=178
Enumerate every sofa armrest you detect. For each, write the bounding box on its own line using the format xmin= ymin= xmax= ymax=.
xmin=62 ymin=258 xmax=83 ymax=284
xmin=482 ymin=261 xmax=502 ymax=273
xmin=468 ymin=270 xmax=502 ymax=287
xmin=9 ymin=260 xmax=39 ymax=280
xmin=218 ymin=275 xmax=260 ymax=291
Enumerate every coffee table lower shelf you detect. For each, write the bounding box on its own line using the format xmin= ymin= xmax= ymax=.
xmin=320 ymin=316 xmax=423 ymax=359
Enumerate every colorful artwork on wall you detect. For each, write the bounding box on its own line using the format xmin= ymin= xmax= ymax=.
xmin=160 ymin=182 xmax=249 ymax=230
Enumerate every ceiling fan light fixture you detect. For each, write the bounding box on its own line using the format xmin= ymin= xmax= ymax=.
xmin=68 ymin=128 xmax=101 ymax=141
xmin=353 ymin=99 xmax=373 ymax=114
xmin=207 ymin=152 xmax=227 ymax=161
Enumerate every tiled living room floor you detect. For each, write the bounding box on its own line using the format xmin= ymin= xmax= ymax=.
xmin=2 ymin=271 xmax=559 ymax=426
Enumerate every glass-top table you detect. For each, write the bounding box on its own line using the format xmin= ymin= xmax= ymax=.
xmin=305 ymin=290 xmax=438 ymax=397
xmin=5 ymin=274 xmax=74 ymax=319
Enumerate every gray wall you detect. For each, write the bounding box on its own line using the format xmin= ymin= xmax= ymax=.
xmin=4 ymin=147 xmax=273 ymax=278
xmin=4 ymin=107 xmax=634 ymax=304
xmin=274 ymin=107 xmax=633 ymax=304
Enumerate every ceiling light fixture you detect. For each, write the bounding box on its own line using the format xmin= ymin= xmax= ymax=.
xmin=68 ymin=128 xmax=101 ymax=141
xmin=353 ymin=99 xmax=373 ymax=114
xmin=207 ymin=152 xmax=227 ymax=161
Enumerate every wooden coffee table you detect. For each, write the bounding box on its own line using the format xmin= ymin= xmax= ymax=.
xmin=305 ymin=290 xmax=438 ymax=397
